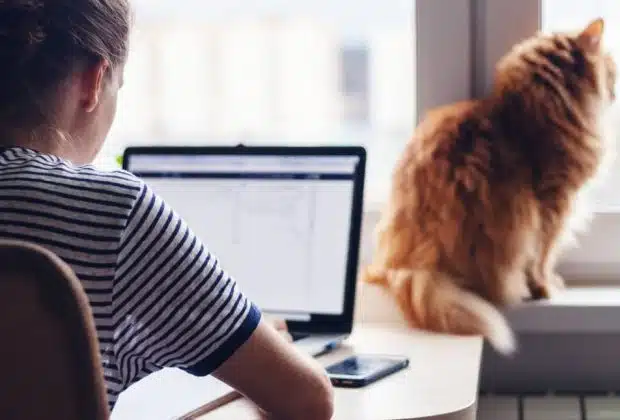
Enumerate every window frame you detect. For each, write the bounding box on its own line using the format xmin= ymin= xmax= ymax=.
xmin=473 ymin=0 xmax=620 ymax=283
xmin=344 ymin=0 xmax=475 ymax=213
xmin=368 ymin=0 xmax=473 ymax=210
xmin=415 ymin=0 xmax=473 ymax=120
xmin=359 ymin=0 xmax=474 ymax=263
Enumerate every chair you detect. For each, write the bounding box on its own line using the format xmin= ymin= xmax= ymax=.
xmin=0 ymin=240 xmax=109 ymax=420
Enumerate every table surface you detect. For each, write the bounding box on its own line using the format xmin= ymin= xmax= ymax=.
xmin=199 ymin=323 xmax=483 ymax=420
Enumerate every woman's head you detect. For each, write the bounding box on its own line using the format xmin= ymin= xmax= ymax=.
xmin=0 ymin=0 xmax=131 ymax=163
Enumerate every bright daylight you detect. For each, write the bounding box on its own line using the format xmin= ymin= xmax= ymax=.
xmin=102 ymin=0 xmax=415 ymax=204
xmin=3 ymin=0 xmax=620 ymax=420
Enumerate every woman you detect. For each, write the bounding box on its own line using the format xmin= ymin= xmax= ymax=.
xmin=0 ymin=1 xmax=333 ymax=419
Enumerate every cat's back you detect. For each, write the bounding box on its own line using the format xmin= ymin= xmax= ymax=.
xmin=387 ymin=97 xmax=536 ymax=283
xmin=394 ymin=98 xmax=520 ymax=198
xmin=411 ymin=99 xmax=480 ymax=154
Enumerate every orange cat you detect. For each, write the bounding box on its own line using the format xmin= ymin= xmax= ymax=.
xmin=363 ymin=18 xmax=617 ymax=355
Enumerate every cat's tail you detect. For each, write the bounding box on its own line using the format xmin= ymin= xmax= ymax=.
xmin=364 ymin=267 xmax=516 ymax=355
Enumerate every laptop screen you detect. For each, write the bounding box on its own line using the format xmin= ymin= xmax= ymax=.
xmin=126 ymin=152 xmax=361 ymax=319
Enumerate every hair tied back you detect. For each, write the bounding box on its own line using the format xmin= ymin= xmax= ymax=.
xmin=0 ymin=0 xmax=47 ymax=65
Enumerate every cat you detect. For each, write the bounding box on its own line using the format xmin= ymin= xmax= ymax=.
xmin=362 ymin=18 xmax=617 ymax=355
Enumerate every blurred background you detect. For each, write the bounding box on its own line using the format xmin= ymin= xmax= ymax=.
xmin=100 ymin=0 xmax=416 ymax=205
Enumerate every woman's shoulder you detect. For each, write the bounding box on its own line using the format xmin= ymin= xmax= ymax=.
xmin=72 ymin=164 xmax=144 ymax=190
xmin=0 ymin=146 xmax=146 ymax=199
xmin=60 ymin=163 xmax=148 ymax=203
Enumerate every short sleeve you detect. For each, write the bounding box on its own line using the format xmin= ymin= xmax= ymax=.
xmin=112 ymin=181 xmax=261 ymax=386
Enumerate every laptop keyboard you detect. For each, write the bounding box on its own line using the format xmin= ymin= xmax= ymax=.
xmin=478 ymin=394 xmax=620 ymax=419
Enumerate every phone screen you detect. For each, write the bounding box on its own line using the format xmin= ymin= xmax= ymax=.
xmin=326 ymin=356 xmax=398 ymax=377
xmin=325 ymin=354 xmax=409 ymax=387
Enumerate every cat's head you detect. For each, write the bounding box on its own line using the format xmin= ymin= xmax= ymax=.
xmin=494 ymin=18 xmax=616 ymax=115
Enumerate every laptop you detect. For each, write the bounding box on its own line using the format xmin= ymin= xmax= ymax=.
xmin=123 ymin=145 xmax=366 ymax=357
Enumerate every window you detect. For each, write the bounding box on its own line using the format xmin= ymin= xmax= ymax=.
xmin=99 ymin=0 xmax=418 ymax=205
xmin=477 ymin=0 xmax=620 ymax=282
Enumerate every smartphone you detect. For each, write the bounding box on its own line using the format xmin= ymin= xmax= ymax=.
xmin=325 ymin=354 xmax=409 ymax=388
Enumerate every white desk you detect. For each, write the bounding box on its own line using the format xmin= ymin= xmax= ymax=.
xmin=199 ymin=324 xmax=482 ymax=420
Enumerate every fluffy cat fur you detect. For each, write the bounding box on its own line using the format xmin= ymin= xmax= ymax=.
xmin=363 ymin=18 xmax=617 ymax=355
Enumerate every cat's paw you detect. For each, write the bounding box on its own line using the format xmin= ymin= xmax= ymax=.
xmin=527 ymin=272 xmax=564 ymax=301
xmin=526 ymin=271 xmax=547 ymax=301
xmin=527 ymin=282 xmax=552 ymax=301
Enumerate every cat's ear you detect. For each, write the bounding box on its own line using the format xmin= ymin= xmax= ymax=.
xmin=577 ymin=18 xmax=604 ymax=52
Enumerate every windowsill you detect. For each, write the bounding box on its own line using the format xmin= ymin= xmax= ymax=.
xmin=357 ymin=282 xmax=620 ymax=334
xmin=591 ymin=208 xmax=620 ymax=214
xmin=358 ymin=209 xmax=620 ymax=335
xmin=507 ymin=286 xmax=620 ymax=334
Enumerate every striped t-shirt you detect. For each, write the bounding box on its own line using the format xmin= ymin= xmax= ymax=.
xmin=0 ymin=146 xmax=261 ymax=410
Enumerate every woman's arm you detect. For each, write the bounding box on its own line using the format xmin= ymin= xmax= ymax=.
xmin=213 ymin=319 xmax=334 ymax=420
xmin=115 ymin=181 xmax=333 ymax=418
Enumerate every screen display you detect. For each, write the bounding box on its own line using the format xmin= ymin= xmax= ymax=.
xmin=127 ymin=153 xmax=359 ymax=317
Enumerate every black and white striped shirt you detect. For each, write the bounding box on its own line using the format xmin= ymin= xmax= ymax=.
xmin=0 ymin=146 xmax=261 ymax=410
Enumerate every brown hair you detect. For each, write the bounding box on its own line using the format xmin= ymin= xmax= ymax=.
xmin=0 ymin=0 xmax=131 ymax=130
